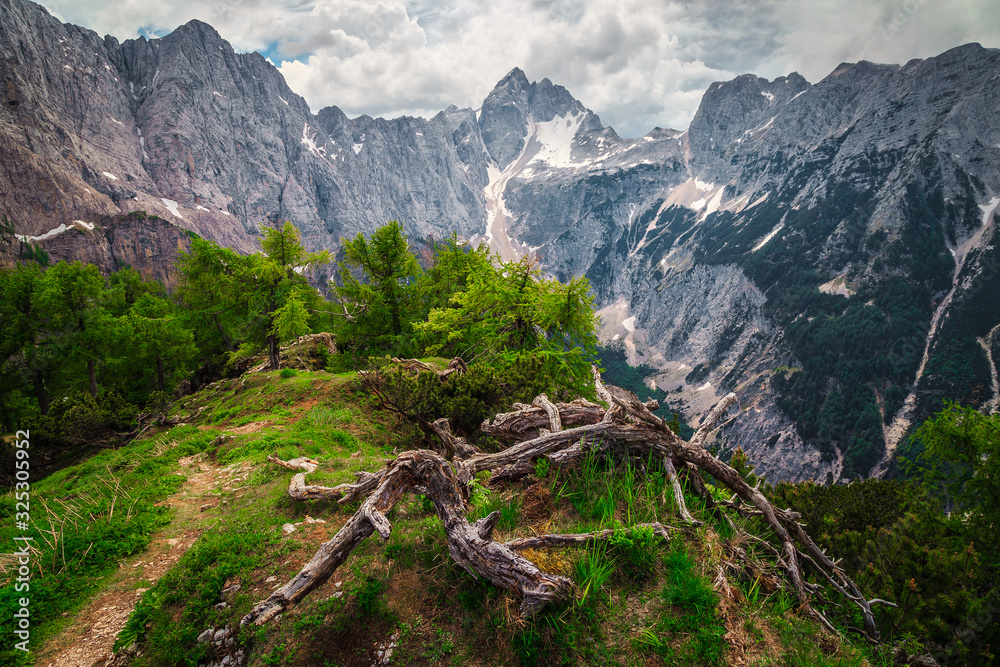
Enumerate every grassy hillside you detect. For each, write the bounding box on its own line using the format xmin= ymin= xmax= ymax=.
xmin=2 ymin=366 xmax=878 ymax=667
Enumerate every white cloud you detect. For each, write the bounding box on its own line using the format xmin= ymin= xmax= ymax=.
xmin=272 ymin=0 xmax=733 ymax=135
xmin=37 ymin=0 xmax=1000 ymax=137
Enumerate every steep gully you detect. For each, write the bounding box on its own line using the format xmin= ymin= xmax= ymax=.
xmin=873 ymin=196 xmax=1000 ymax=475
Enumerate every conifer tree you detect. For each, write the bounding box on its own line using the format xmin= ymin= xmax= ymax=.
xmin=177 ymin=221 xmax=329 ymax=370
xmin=34 ymin=261 xmax=110 ymax=398
xmin=333 ymin=220 xmax=421 ymax=352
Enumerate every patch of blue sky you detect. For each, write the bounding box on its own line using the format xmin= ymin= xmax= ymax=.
xmin=257 ymin=42 xmax=309 ymax=66
xmin=136 ymin=24 xmax=166 ymax=40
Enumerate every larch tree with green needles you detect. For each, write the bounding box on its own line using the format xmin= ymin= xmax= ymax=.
xmin=414 ymin=254 xmax=600 ymax=387
xmin=332 ymin=220 xmax=422 ymax=353
xmin=176 ymin=237 xmax=247 ymax=361
xmin=123 ymin=293 xmax=197 ymax=392
xmin=0 ymin=262 xmax=54 ymax=416
xmin=177 ymin=222 xmax=329 ymax=371
xmin=33 ymin=261 xmax=113 ymax=399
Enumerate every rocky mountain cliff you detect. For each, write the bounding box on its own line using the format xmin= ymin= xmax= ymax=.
xmin=2 ymin=0 xmax=998 ymax=481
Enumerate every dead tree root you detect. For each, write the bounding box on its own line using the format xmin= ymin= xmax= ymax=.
xmin=246 ymin=365 xmax=886 ymax=642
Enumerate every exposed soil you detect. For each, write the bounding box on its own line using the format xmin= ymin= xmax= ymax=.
xmin=520 ymin=481 xmax=554 ymax=527
xmin=196 ymin=420 xmax=272 ymax=435
xmin=36 ymin=453 xmax=230 ymax=667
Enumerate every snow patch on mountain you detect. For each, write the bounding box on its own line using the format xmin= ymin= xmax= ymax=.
xmin=700 ymin=186 xmax=726 ymax=220
xmin=979 ymin=196 xmax=1000 ymax=226
xmin=161 ymin=198 xmax=183 ymax=218
xmin=18 ymin=223 xmax=69 ymax=242
xmin=752 ymin=222 xmax=784 ymax=252
xmin=531 ymin=112 xmax=585 ymax=167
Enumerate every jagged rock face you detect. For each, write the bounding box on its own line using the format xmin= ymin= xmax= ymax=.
xmin=2 ymin=214 xmax=194 ymax=289
xmin=0 ymin=0 xmax=486 ymax=254
xmin=687 ymin=72 xmax=810 ymax=180
xmin=469 ymin=43 xmax=1000 ymax=481
xmin=2 ymin=0 xmax=999 ymax=481
xmin=479 ymin=68 xmax=532 ymax=171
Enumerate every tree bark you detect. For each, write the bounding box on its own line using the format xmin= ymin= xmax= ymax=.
xmin=428 ymin=419 xmax=480 ymax=459
xmin=268 ymin=334 xmax=280 ymax=371
xmin=88 ymin=359 xmax=98 ymax=398
xmin=34 ymin=375 xmax=49 ymax=415
xmin=664 ymin=456 xmax=700 ymax=526
xmin=532 ymin=393 xmax=562 ymax=433
xmin=214 ymin=314 xmax=235 ymax=352
xmin=243 ymin=450 xmax=575 ymax=626
xmin=480 ymin=399 xmax=603 ymax=441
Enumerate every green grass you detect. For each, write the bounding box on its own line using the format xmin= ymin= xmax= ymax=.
xmin=574 ymin=543 xmax=616 ymax=610
xmin=559 ymin=448 xmax=680 ymax=531
xmin=468 ymin=482 xmax=522 ymax=532
xmin=0 ymin=427 xmax=215 ymax=666
xmin=633 ymin=546 xmax=726 ymax=665
xmin=9 ymin=366 xmax=881 ymax=666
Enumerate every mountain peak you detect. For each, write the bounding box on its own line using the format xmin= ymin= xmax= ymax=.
xmin=478 ymin=67 xmax=602 ymax=168
xmin=498 ymin=67 xmax=530 ymax=89
xmin=164 ymin=18 xmax=227 ymax=47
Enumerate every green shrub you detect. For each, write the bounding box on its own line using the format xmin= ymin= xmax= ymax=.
xmin=28 ymin=391 xmax=138 ymax=448
xmin=352 ymin=575 xmax=392 ymax=619
xmin=609 ymin=524 xmax=658 ymax=579
xmin=767 ymin=478 xmax=980 ymax=657
xmin=365 ymin=352 xmax=593 ymax=437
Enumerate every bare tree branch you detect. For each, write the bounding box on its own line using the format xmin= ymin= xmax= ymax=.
xmin=255 ymin=368 xmax=885 ymax=641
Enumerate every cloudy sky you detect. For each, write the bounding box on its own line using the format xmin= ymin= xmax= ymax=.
xmin=40 ymin=0 xmax=1000 ymax=137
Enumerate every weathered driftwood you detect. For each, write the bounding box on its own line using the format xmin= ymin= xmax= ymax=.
xmin=532 ymin=393 xmax=562 ymax=433
xmin=265 ymin=454 xmax=387 ymax=503
xmin=428 ymin=418 xmax=480 ymax=459
xmin=505 ymin=523 xmax=673 ymax=551
xmin=243 ymin=450 xmax=576 ymax=625
xmin=254 ymin=367 xmax=885 ymax=641
xmin=664 ymin=456 xmax=700 ymax=526
xmin=390 ymin=356 xmax=468 ymax=380
xmin=480 ymin=398 xmax=603 ymax=441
